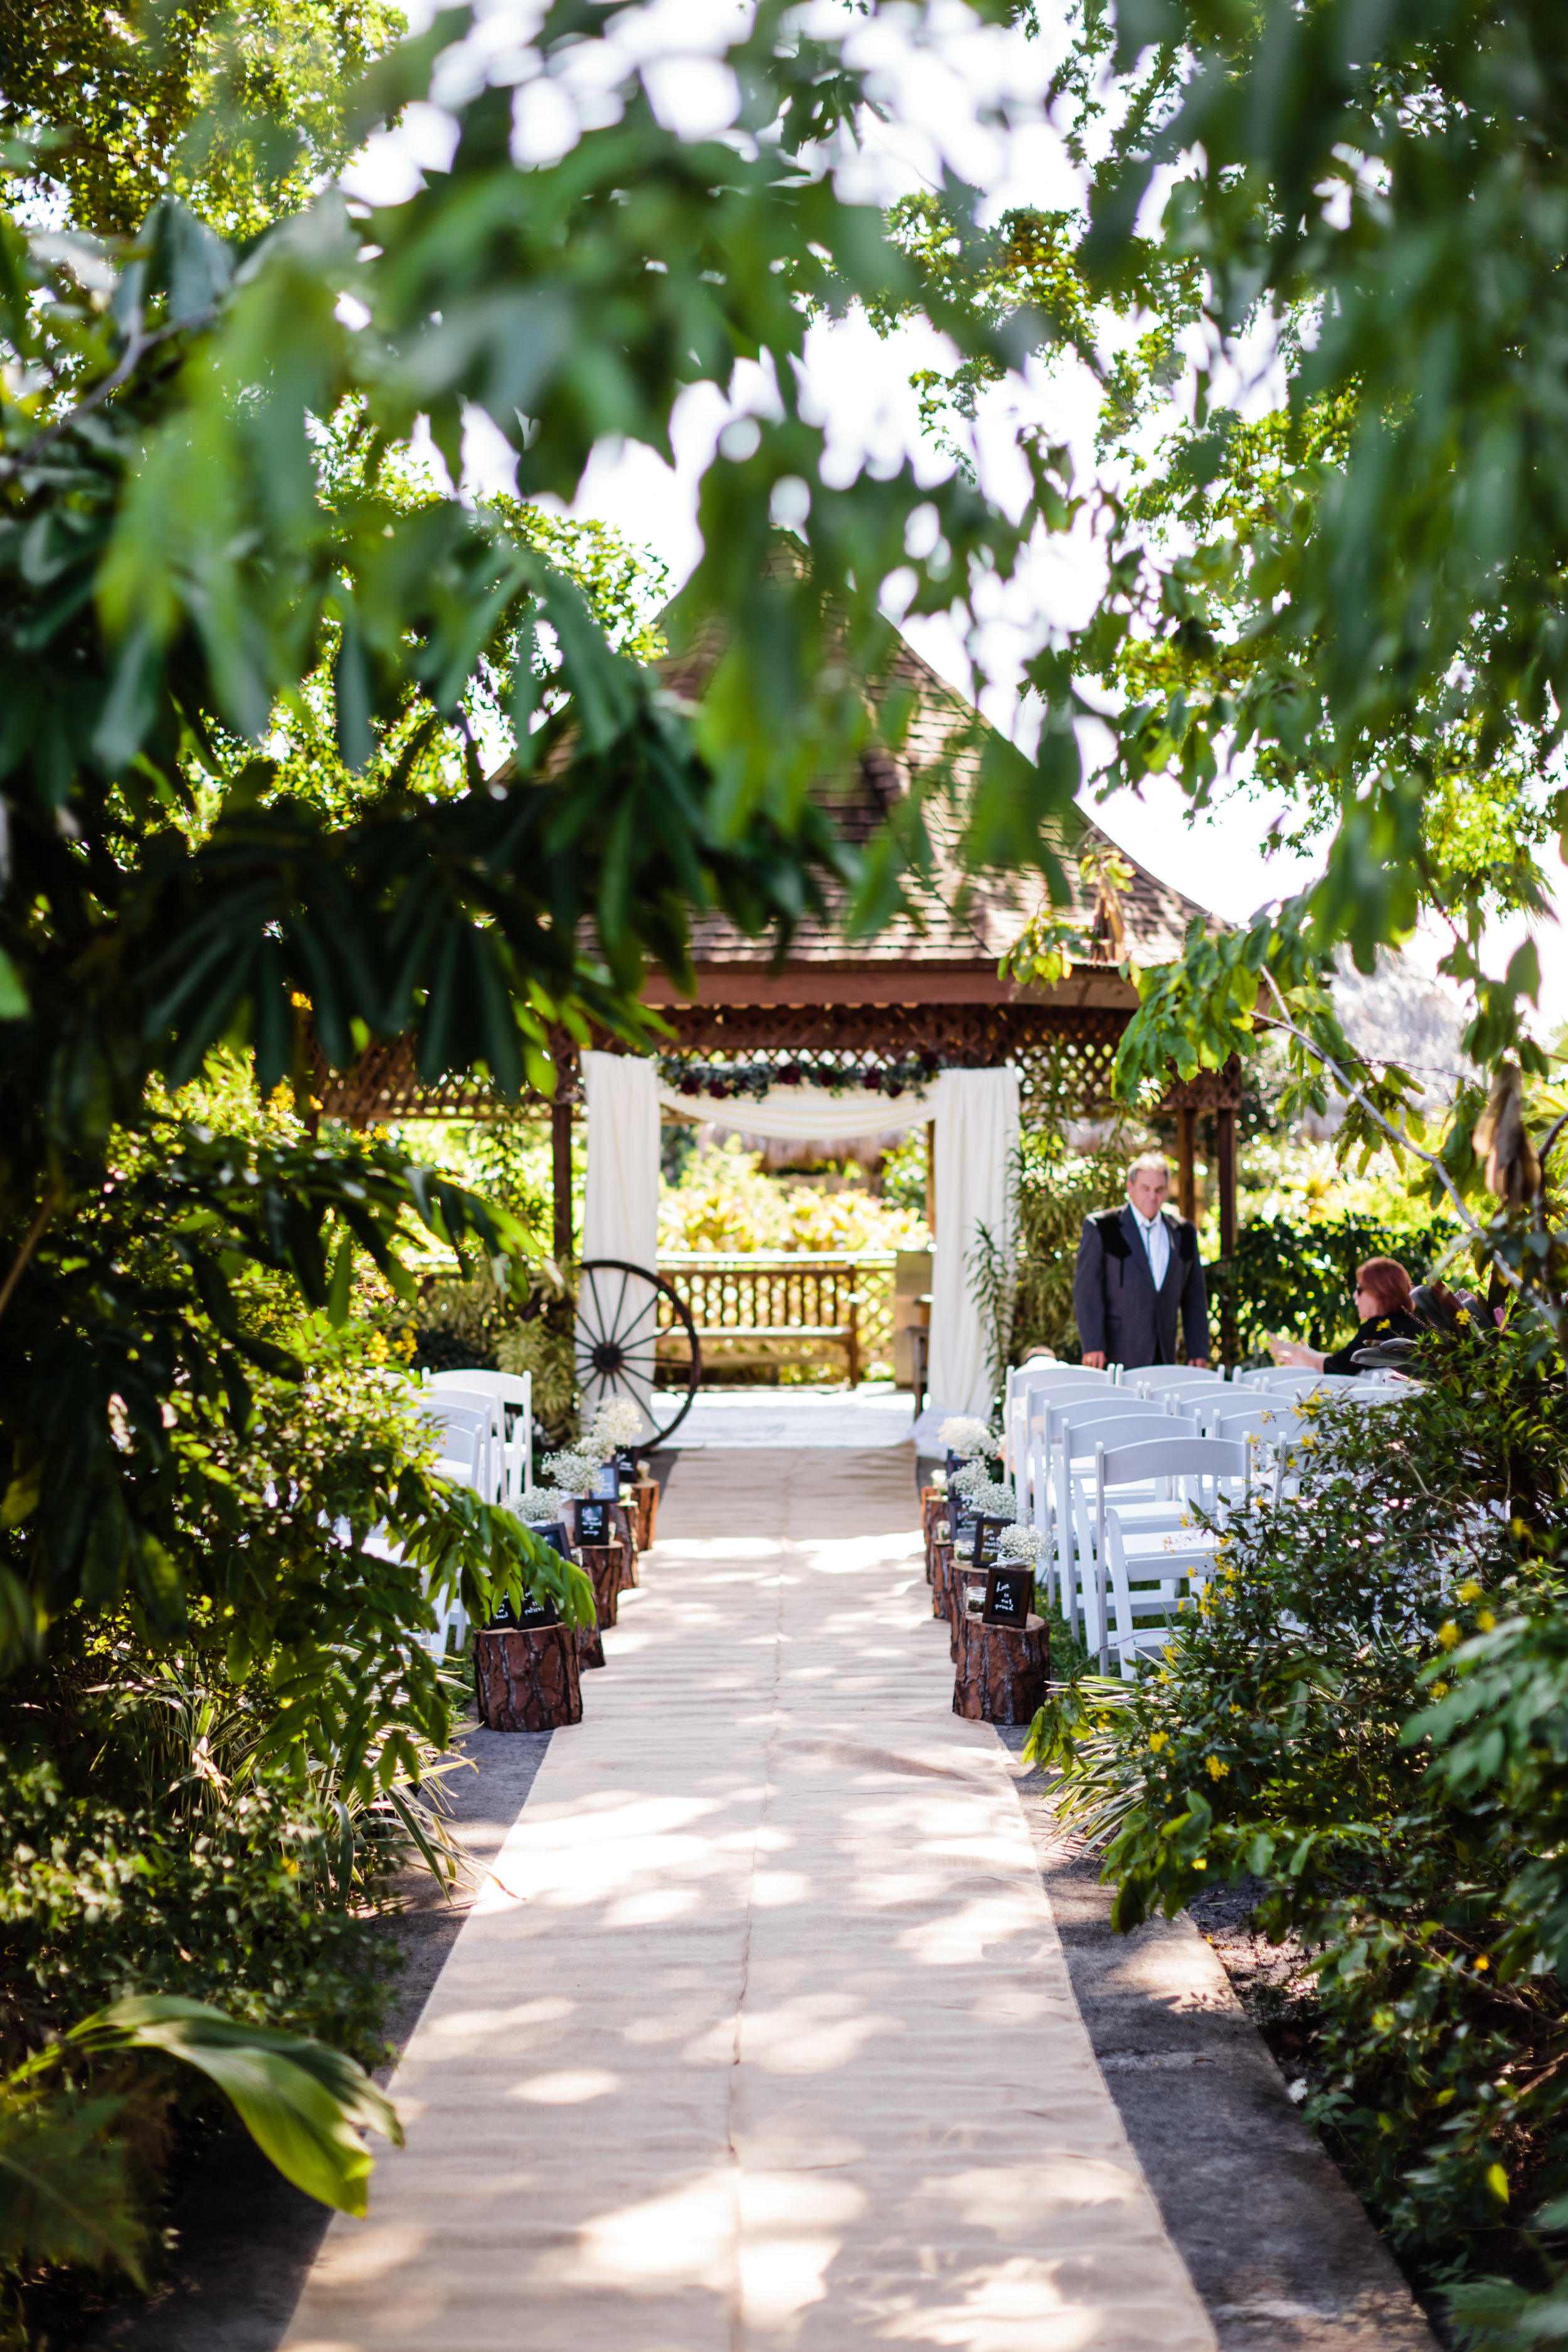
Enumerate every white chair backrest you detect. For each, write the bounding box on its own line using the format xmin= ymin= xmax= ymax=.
xmin=1098 ymin=1434 xmax=1250 ymax=1493
xmin=430 ymin=1367 xmax=535 ymax=1500
xmin=420 ymin=1390 xmax=503 ymax=1504
xmin=1202 ymin=1399 xmax=1306 ymax=1448
xmin=1134 ymin=1365 xmax=1219 ymax=1390
xmin=1056 ymin=1397 xmax=1197 ymax=1447
xmin=1236 ymin=1367 xmax=1358 ymax=1394
xmin=1135 ymin=1379 xmax=1231 ymax=1413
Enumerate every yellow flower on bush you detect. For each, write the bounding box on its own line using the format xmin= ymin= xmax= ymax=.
xmin=1431 ymin=1681 xmax=1449 ymax=1700
xmin=1148 ymin=1730 xmax=1168 ymax=1752
xmin=1477 ymin=1609 xmax=1496 ymax=1633
xmin=1437 ymin=1620 xmax=1461 ymax=1651
xmin=1474 ymin=1954 xmax=1490 ymax=1972
xmin=1205 ymin=1754 xmax=1230 ymax=1780
xmin=1458 ymin=1581 xmax=1483 ymax=1603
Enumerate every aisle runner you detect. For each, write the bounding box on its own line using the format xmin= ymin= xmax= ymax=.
xmin=285 ymin=1449 xmax=1214 ymax=2352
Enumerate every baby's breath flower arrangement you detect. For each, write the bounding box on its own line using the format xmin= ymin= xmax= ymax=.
xmin=940 ymin=1415 xmax=1000 ymax=1459
xmin=585 ymin=1397 xmax=645 ymax=1457
xmin=951 ymin=1465 xmax=1018 ymax=1520
xmin=541 ymin=1447 xmax=601 ymax=1496
xmin=996 ymin=1523 xmax=1046 ymax=1566
xmin=521 ymin=1486 xmax=578 ymax=1523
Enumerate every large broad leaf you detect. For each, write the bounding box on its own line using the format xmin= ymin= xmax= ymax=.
xmin=0 ymin=2090 xmax=143 ymax=2276
xmin=83 ymin=1997 xmax=402 ymax=2217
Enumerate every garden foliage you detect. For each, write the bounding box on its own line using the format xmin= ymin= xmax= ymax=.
xmin=1222 ymin=1212 xmax=1458 ymax=1361
xmin=1032 ymin=1323 xmax=1568 ymax=2292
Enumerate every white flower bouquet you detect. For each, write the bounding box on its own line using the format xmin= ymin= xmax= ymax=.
xmin=939 ymin=1415 xmax=1000 ymax=1460
xmin=585 ymin=1397 xmax=645 ymax=1458
xmin=521 ymin=1486 xmax=578 ymax=1523
xmin=541 ymin=1447 xmax=601 ymax=1496
xmin=995 ymin=1523 xmax=1046 ymax=1565
xmin=951 ymin=1466 xmax=1018 ymax=1520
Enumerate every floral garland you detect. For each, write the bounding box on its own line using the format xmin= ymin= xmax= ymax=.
xmin=659 ymin=1052 xmax=939 ymax=1105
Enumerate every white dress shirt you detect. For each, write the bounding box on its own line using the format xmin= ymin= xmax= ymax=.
xmin=1129 ymin=1202 xmax=1171 ymax=1291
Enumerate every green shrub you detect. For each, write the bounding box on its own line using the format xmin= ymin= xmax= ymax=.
xmin=1033 ymin=1325 xmax=1568 ymax=2275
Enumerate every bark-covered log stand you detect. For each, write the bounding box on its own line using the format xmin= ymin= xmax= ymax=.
xmin=948 ymin=1566 xmax=988 ymax=1662
xmin=581 ymin=1544 xmax=623 ymax=1630
xmin=952 ymin=1611 xmax=1048 ymax=1726
xmin=576 ymin=1619 xmax=605 ymax=1671
xmin=630 ymin=1478 xmax=659 ymax=1554
xmin=474 ymin=1625 xmax=584 ymax=1730
xmin=920 ymin=1489 xmax=946 ymax=1581
xmin=930 ymin=1538 xmax=955 ymax=1623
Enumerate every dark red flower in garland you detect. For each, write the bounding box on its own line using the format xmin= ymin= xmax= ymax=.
xmin=709 ymin=1078 xmax=729 ymax=1101
xmin=778 ymin=1062 xmax=802 ymax=1086
xmin=866 ymin=1067 xmax=883 ymax=1091
xmin=679 ymin=1074 xmax=701 ymax=1097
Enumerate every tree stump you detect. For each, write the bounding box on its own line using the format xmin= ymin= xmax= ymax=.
xmin=474 ymin=1626 xmax=583 ymax=1730
xmin=948 ymin=1565 xmax=989 ymax=1662
xmin=921 ymin=1488 xmax=946 ymax=1584
xmin=569 ymin=1500 xmax=640 ymax=1587
xmin=952 ymin=1612 xmax=1048 ymax=1726
xmin=576 ymin=1619 xmax=605 ymax=1671
xmin=930 ymin=1540 xmax=956 ymax=1623
xmin=581 ymin=1543 xmax=623 ymax=1629
xmin=630 ymin=1478 xmax=659 ymax=1552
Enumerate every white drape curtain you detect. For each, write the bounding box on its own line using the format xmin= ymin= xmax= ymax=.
xmin=924 ymin=1066 xmax=1020 ymax=1422
xmin=579 ymin=1052 xmax=662 ymax=1439
xmin=580 ymin=1061 xmax=1020 ymax=1433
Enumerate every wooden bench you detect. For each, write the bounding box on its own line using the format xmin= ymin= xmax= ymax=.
xmin=657 ymin=1254 xmax=893 ymax=1385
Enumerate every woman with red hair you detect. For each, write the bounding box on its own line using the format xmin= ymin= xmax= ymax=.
xmin=1271 ymin=1258 xmax=1420 ymax=1374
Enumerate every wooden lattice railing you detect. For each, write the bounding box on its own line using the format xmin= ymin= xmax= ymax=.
xmin=657 ymin=1253 xmax=896 ymax=1385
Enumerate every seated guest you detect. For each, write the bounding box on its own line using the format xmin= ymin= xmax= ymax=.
xmin=1271 ymin=1258 xmax=1421 ymax=1374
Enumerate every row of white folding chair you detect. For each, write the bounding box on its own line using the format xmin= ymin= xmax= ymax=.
xmin=428 ymin=1367 xmax=534 ymax=1507
xmin=1047 ymin=1401 xmax=1209 ymax=1628
xmin=1016 ymin=1385 xmax=1155 ymax=1583
xmin=1090 ymin=1436 xmax=1252 ymax=1674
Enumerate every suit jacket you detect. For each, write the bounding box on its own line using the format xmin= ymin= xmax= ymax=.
xmin=1073 ymin=1204 xmax=1210 ymax=1368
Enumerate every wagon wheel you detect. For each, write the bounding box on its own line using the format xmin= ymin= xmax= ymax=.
xmin=574 ymin=1259 xmax=702 ymax=1447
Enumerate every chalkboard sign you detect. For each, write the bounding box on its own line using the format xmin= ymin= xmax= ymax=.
xmin=578 ymin=1497 xmax=613 ymax=1547
xmin=970 ymin=1515 xmax=1012 ymax=1569
xmin=487 ymin=1586 xmax=560 ymax=1629
xmin=589 ymin=1461 xmax=621 ymax=1501
xmin=950 ymin=1506 xmax=978 ymax=1552
xmin=613 ymin=1449 xmax=640 ymax=1481
xmin=983 ymin=1563 xmax=1034 ymax=1628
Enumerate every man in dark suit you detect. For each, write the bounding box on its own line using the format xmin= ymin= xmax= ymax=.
xmin=1073 ymin=1152 xmax=1210 ymax=1369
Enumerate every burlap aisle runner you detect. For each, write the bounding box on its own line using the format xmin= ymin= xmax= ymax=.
xmin=285 ymin=1447 xmax=1214 ymax=2352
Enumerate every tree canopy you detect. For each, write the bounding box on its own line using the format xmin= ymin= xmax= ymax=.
xmin=0 ymin=0 xmax=1076 ymax=1664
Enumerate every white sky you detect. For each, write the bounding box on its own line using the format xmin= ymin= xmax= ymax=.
xmin=347 ymin=0 xmax=1568 ymax=1040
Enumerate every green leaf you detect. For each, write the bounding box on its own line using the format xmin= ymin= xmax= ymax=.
xmin=87 ymin=1997 xmax=401 ymax=2218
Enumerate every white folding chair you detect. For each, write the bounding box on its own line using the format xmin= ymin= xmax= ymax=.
xmin=1091 ymin=1435 xmax=1253 ymax=1672
xmin=1051 ymin=1401 xmax=1198 ymax=1633
xmin=429 ymin=1368 xmax=534 ymax=1505
xmin=1005 ymin=1364 xmax=1111 ymax=1475
xmin=1135 ymin=1365 xmax=1221 ymax=1392
xmin=424 ymin=1384 xmax=505 ymax=1507
xmin=1014 ymin=1374 xmax=1120 ymax=1519
xmin=1200 ymin=1395 xmax=1307 ymax=1461
xmin=1233 ymin=1368 xmax=1359 ymax=1396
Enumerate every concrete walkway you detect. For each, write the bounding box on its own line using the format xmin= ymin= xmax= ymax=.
xmin=284 ymin=1448 xmax=1214 ymax=2352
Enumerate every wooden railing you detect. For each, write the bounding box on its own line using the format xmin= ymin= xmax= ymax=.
xmin=657 ymin=1253 xmax=896 ymax=1385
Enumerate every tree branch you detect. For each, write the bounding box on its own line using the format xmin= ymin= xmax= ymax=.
xmin=0 ymin=1183 xmax=61 ymax=1323
xmin=1254 ymin=967 xmax=1527 ymax=1300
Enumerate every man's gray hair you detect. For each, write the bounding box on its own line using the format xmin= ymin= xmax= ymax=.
xmin=1126 ymin=1150 xmax=1171 ymax=1184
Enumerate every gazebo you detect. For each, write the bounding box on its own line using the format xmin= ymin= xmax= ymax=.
xmin=317 ymin=627 xmax=1242 ymax=1382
